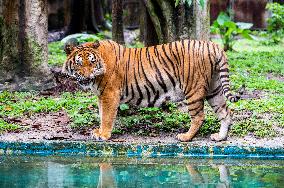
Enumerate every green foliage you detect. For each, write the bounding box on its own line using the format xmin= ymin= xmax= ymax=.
xmin=231 ymin=117 xmax=275 ymax=138
xmin=48 ymin=41 xmax=65 ymax=66
xmin=0 ymin=91 xmax=99 ymax=130
xmin=126 ymin=41 xmax=144 ymax=48
xmin=0 ymin=119 xmax=21 ymax=133
xmin=264 ymin=3 xmax=284 ymax=44
xmin=211 ymin=12 xmax=253 ymax=51
xmin=76 ymin=33 xmax=105 ymax=43
xmin=119 ymin=104 xmax=130 ymax=111
xmin=227 ymin=51 xmax=284 ymax=91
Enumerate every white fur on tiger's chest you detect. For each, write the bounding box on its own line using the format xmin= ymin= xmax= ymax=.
xmin=79 ymin=82 xmax=100 ymax=96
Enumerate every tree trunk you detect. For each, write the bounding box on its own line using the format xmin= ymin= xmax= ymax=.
xmin=66 ymin=0 xmax=110 ymax=35
xmin=112 ymin=0 xmax=125 ymax=44
xmin=141 ymin=0 xmax=210 ymax=46
xmin=124 ymin=0 xmax=140 ymax=30
xmin=139 ymin=0 xmax=159 ymax=46
xmin=65 ymin=0 xmax=88 ymax=35
xmin=93 ymin=0 xmax=111 ymax=30
xmin=0 ymin=0 xmax=55 ymax=91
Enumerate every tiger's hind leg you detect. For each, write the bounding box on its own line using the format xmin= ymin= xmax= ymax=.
xmin=206 ymin=86 xmax=232 ymax=141
xmin=177 ymin=90 xmax=205 ymax=142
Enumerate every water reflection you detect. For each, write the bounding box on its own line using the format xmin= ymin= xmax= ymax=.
xmin=0 ymin=156 xmax=283 ymax=188
xmin=98 ymin=163 xmax=117 ymax=188
xmin=92 ymin=163 xmax=231 ymax=188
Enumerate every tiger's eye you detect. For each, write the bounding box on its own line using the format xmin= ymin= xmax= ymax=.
xmin=88 ymin=54 xmax=96 ymax=63
xmin=75 ymin=55 xmax=82 ymax=65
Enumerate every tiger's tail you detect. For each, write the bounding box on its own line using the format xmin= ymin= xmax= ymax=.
xmin=217 ymin=52 xmax=244 ymax=103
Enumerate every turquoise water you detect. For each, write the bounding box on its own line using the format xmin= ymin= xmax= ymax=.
xmin=0 ymin=156 xmax=283 ymax=187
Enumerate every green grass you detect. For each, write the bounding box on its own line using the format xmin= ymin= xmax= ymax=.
xmin=48 ymin=41 xmax=66 ymax=66
xmin=0 ymin=119 xmax=20 ymax=134
xmin=0 ymin=38 xmax=283 ymax=138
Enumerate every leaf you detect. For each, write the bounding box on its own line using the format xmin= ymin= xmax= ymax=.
xmin=185 ymin=0 xmax=192 ymax=7
xmin=241 ymin=30 xmax=253 ymax=40
xmin=236 ymin=22 xmax=253 ymax=30
xmin=175 ymin=0 xmax=180 ymax=7
xmin=217 ymin=12 xmax=231 ymax=26
xmin=199 ymin=0 xmax=205 ymax=9
xmin=224 ymin=21 xmax=237 ymax=29
xmin=4 ymin=106 xmax=12 ymax=111
xmin=119 ymin=104 xmax=129 ymax=111
xmin=210 ymin=23 xmax=220 ymax=34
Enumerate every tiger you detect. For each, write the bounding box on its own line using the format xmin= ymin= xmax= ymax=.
xmin=62 ymin=39 xmax=241 ymax=142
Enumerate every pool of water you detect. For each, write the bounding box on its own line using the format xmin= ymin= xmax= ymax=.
xmin=0 ymin=156 xmax=283 ymax=187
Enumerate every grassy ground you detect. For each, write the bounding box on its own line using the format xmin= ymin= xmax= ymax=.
xmin=0 ymin=38 xmax=283 ymax=139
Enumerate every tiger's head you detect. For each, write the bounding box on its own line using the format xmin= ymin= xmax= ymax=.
xmin=61 ymin=39 xmax=105 ymax=86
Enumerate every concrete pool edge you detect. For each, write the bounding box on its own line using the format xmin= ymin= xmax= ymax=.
xmin=0 ymin=141 xmax=283 ymax=158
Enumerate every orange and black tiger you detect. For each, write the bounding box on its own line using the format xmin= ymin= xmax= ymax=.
xmin=62 ymin=39 xmax=241 ymax=142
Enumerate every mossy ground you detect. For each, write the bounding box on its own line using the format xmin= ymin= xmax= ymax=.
xmin=0 ymin=38 xmax=283 ymax=139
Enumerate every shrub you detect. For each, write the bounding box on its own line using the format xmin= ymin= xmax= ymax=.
xmin=264 ymin=3 xmax=284 ymax=44
xmin=211 ymin=12 xmax=253 ymax=51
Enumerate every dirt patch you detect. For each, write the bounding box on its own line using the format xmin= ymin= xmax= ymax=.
xmin=41 ymin=67 xmax=80 ymax=95
xmin=240 ymin=89 xmax=267 ymax=100
xmin=266 ymin=73 xmax=284 ymax=82
xmin=0 ymin=111 xmax=91 ymax=142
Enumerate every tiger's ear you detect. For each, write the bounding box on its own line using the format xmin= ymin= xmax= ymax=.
xmin=82 ymin=41 xmax=100 ymax=49
xmin=92 ymin=41 xmax=100 ymax=49
xmin=64 ymin=38 xmax=79 ymax=55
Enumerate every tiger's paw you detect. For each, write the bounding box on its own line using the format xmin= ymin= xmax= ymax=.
xmin=177 ymin=133 xmax=192 ymax=142
xmin=92 ymin=128 xmax=102 ymax=140
xmin=91 ymin=129 xmax=111 ymax=141
xmin=210 ymin=133 xmax=226 ymax=142
xmin=100 ymin=132 xmax=111 ymax=141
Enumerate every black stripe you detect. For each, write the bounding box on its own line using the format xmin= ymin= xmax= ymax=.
xmin=144 ymin=85 xmax=151 ymax=105
xmin=137 ymin=49 xmax=143 ymax=79
xmin=152 ymin=57 xmax=168 ymax=92
xmin=163 ymin=68 xmax=176 ymax=88
xmin=175 ymin=42 xmax=182 ymax=66
xmin=141 ymin=59 xmax=156 ymax=93
xmin=220 ymin=74 xmax=229 ymax=79
xmin=149 ymin=90 xmax=160 ymax=107
xmin=146 ymin=47 xmax=153 ymax=68
xmin=154 ymin=46 xmax=169 ymax=69
xmin=187 ymin=98 xmax=202 ymax=105
xmin=206 ymin=85 xmax=222 ymax=100
xmin=161 ymin=44 xmax=178 ymax=78
xmin=169 ymin=42 xmax=181 ymax=83
xmin=207 ymin=43 xmax=214 ymax=76
xmin=125 ymin=50 xmax=131 ymax=97
xmin=184 ymin=40 xmax=191 ymax=92
xmin=220 ymin=68 xmax=229 ymax=72
xmin=191 ymin=105 xmax=204 ymax=116
xmin=125 ymin=84 xmax=135 ymax=103
xmin=219 ymin=59 xmax=227 ymax=68
xmin=214 ymin=103 xmax=226 ymax=113
xmin=134 ymin=68 xmax=143 ymax=105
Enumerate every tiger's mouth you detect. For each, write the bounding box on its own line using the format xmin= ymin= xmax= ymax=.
xmin=59 ymin=71 xmax=95 ymax=86
xmin=78 ymin=78 xmax=93 ymax=85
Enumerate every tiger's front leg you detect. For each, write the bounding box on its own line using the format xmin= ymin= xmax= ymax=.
xmin=92 ymin=90 xmax=120 ymax=141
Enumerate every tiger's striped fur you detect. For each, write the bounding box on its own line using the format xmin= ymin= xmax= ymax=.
xmin=62 ymin=39 xmax=240 ymax=142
